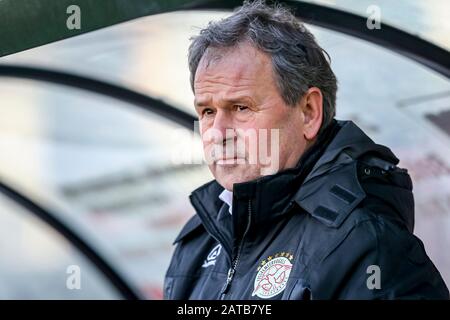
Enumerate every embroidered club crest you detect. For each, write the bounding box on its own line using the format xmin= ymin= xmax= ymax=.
xmin=252 ymin=252 xmax=294 ymax=299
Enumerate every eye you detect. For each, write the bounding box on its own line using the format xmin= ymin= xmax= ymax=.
xmin=235 ymin=105 xmax=248 ymax=112
xmin=202 ymin=108 xmax=214 ymax=116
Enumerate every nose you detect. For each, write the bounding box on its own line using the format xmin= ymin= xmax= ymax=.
xmin=210 ymin=110 xmax=235 ymax=144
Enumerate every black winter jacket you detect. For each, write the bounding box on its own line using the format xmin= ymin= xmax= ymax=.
xmin=164 ymin=120 xmax=449 ymax=300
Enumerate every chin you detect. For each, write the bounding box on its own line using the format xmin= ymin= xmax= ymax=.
xmin=214 ymin=175 xmax=237 ymax=191
xmin=214 ymin=169 xmax=261 ymax=191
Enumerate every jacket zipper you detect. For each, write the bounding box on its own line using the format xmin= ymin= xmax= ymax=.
xmin=220 ymin=198 xmax=252 ymax=299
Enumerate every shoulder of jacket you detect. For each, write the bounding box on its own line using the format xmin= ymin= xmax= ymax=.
xmin=294 ymin=160 xmax=364 ymax=228
xmin=294 ymin=154 xmax=399 ymax=229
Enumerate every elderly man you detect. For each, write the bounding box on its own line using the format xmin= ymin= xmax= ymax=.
xmin=164 ymin=1 xmax=449 ymax=299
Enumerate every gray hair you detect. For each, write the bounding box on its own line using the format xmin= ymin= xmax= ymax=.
xmin=188 ymin=0 xmax=338 ymax=134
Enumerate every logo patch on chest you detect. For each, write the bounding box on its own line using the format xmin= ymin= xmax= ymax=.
xmin=252 ymin=252 xmax=294 ymax=299
xmin=202 ymin=244 xmax=222 ymax=268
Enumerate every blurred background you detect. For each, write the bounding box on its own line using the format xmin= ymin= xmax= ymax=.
xmin=0 ymin=0 xmax=449 ymax=298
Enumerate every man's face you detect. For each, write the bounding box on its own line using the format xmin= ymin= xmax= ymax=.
xmin=194 ymin=42 xmax=311 ymax=191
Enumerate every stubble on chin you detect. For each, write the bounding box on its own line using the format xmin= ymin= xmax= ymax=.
xmin=212 ymin=163 xmax=263 ymax=190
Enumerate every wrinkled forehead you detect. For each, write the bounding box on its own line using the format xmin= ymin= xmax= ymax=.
xmin=194 ymin=42 xmax=273 ymax=84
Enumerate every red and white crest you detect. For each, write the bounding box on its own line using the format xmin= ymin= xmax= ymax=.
xmin=252 ymin=253 xmax=293 ymax=299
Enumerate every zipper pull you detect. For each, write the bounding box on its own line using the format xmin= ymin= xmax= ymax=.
xmin=220 ymin=267 xmax=235 ymax=298
xmin=227 ymin=267 xmax=235 ymax=283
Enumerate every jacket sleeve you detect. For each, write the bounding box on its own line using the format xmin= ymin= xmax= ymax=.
xmin=309 ymin=217 xmax=449 ymax=300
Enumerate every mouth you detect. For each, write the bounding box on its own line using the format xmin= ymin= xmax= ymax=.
xmin=215 ymin=156 xmax=246 ymax=165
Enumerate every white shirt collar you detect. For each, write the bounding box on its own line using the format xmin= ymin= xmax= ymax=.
xmin=218 ymin=189 xmax=233 ymax=215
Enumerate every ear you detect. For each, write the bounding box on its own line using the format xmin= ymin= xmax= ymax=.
xmin=299 ymin=87 xmax=323 ymax=140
